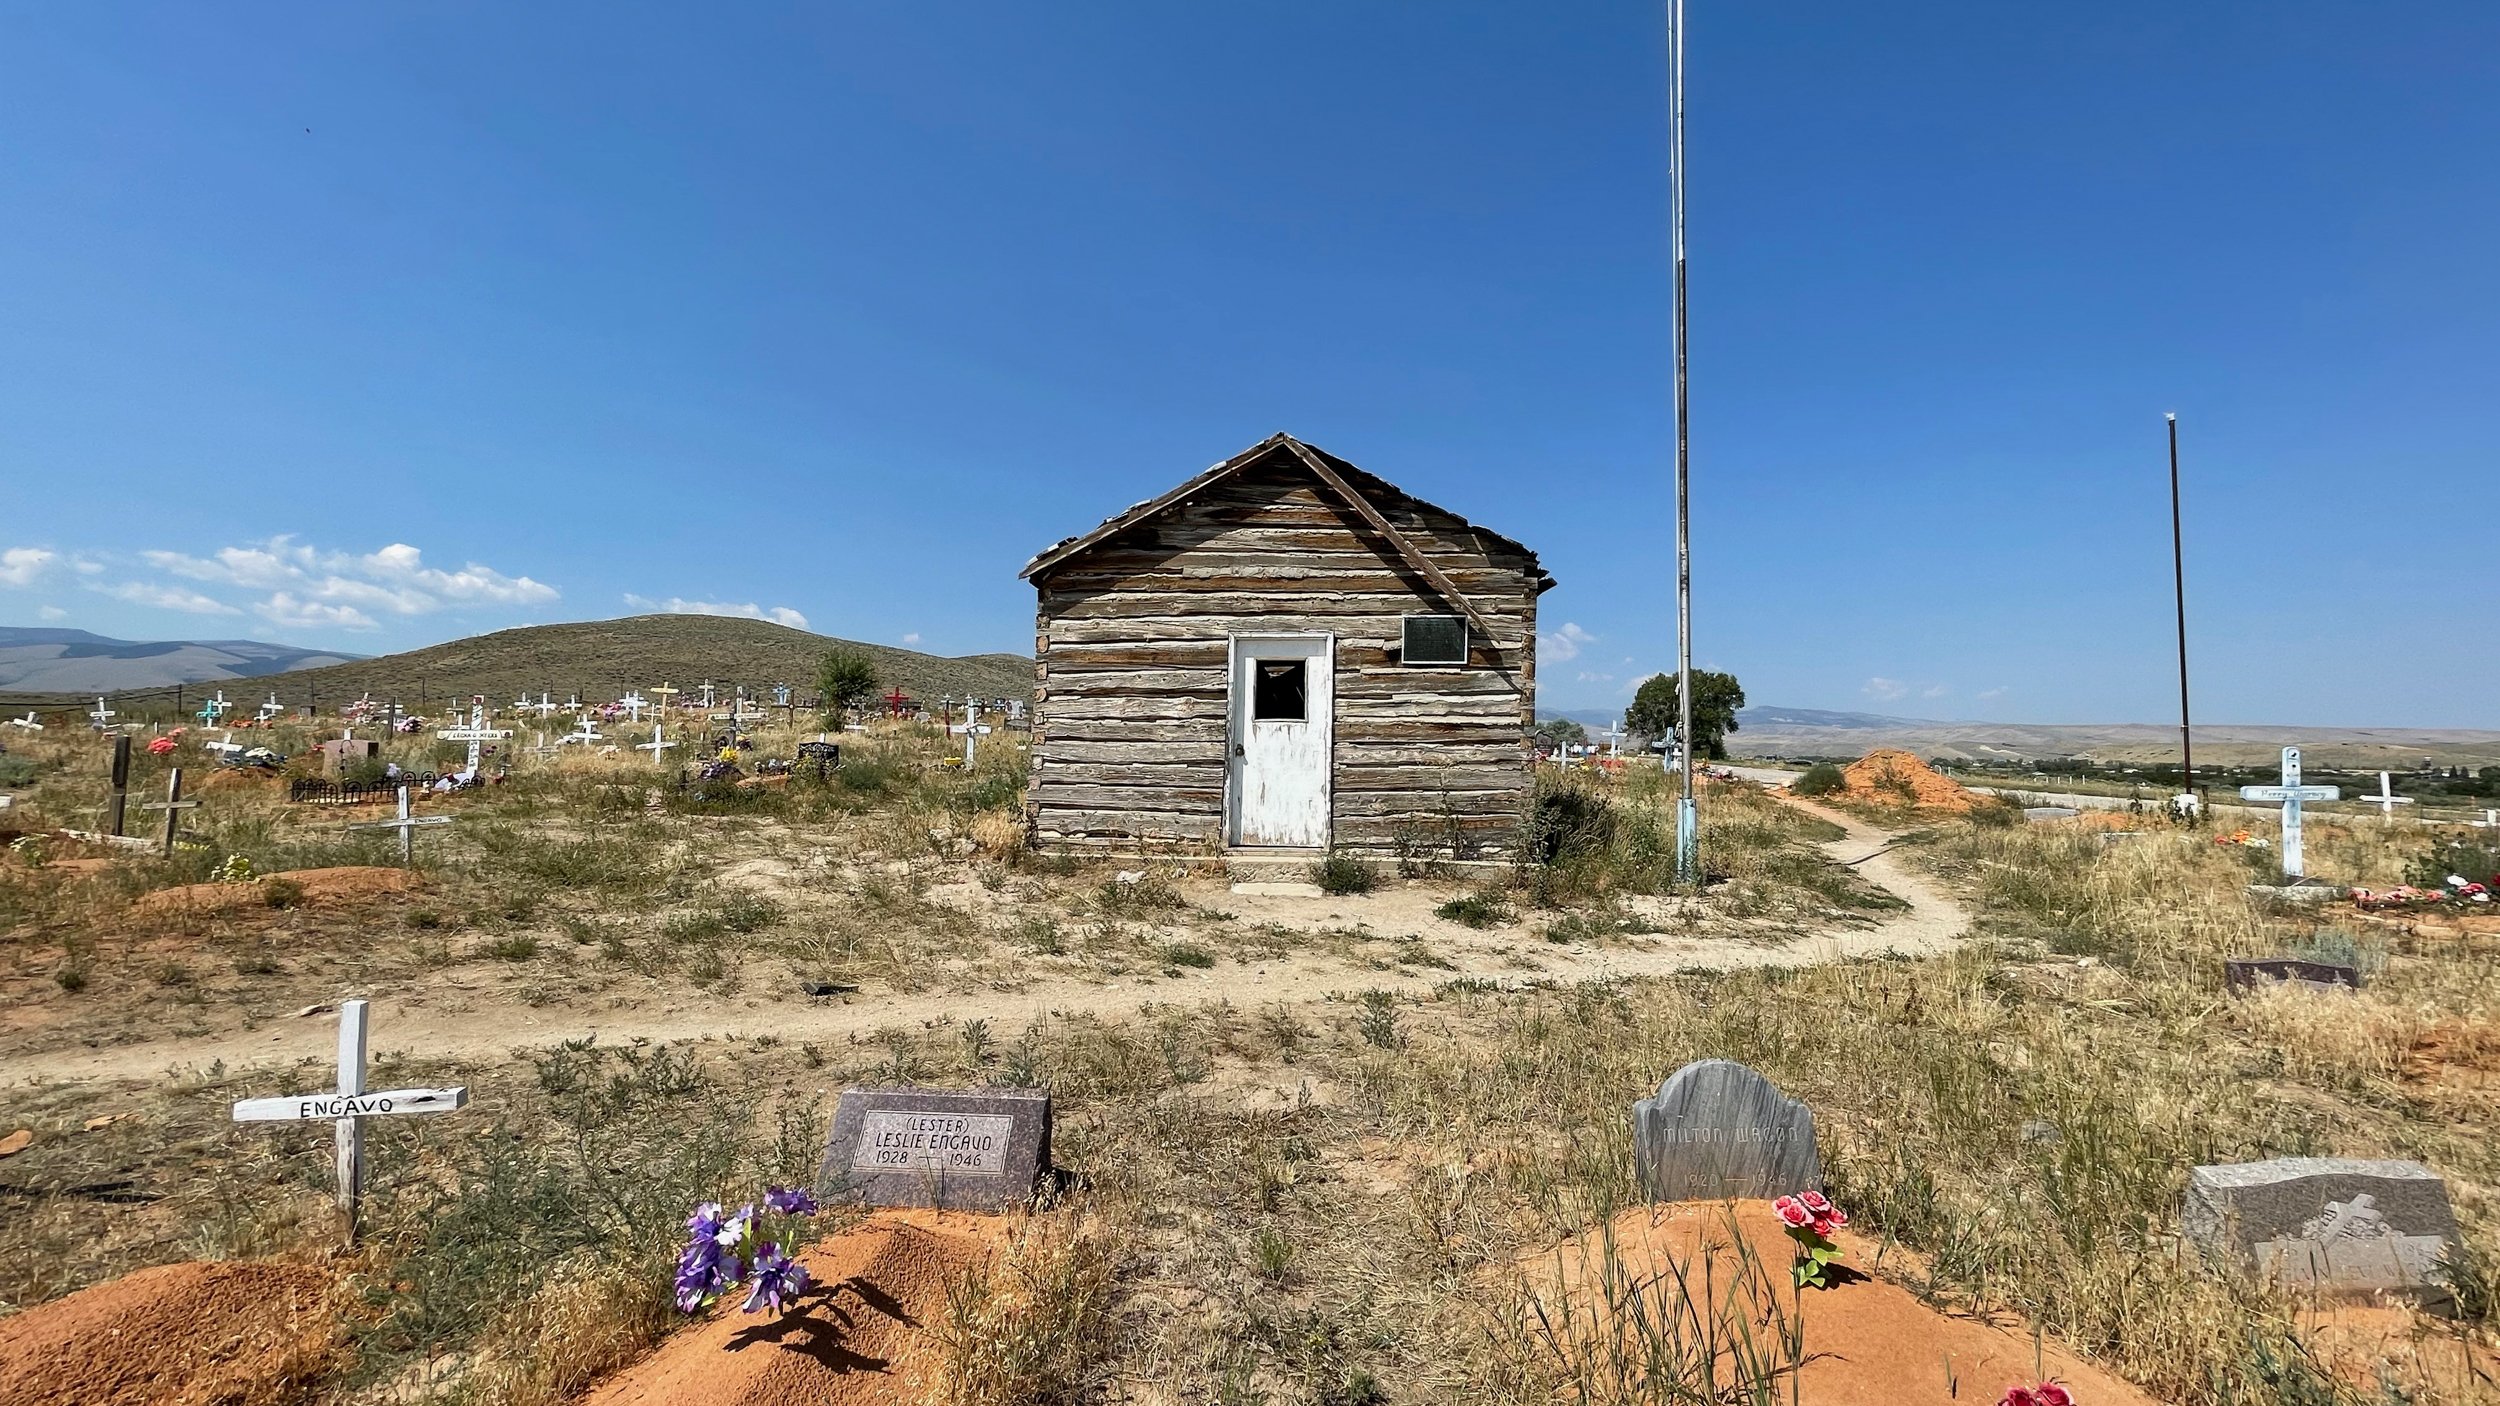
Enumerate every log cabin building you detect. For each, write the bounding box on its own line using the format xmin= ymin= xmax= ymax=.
xmin=1020 ymin=433 xmax=1554 ymax=861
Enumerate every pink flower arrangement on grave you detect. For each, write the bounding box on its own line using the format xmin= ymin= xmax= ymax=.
xmin=147 ymin=735 xmax=179 ymax=756
xmin=1773 ymin=1190 xmax=1849 ymax=1288
xmin=2000 ymin=1382 xmax=2073 ymax=1406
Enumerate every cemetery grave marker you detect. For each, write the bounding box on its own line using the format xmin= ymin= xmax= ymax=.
xmin=563 ymin=716 xmax=603 ymax=746
xmin=2239 ymin=746 xmax=2339 ymax=879
xmin=139 ymin=767 xmax=200 ymax=856
xmin=257 ymin=692 xmax=285 ymax=722
xmin=106 ymin=733 xmax=133 ymax=836
xmin=231 ymin=999 xmax=469 ymax=1245
xmin=621 ymin=690 xmax=647 ymax=722
xmin=2359 ymin=772 xmax=2414 ymax=821
xmin=436 ymin=700 xmax=514 ymax=774
xmin=817 ymin=1087 xmax=1052 ymax=1211
xmin=796 ymin=740 xmax=840 ymax=778
xmin=1631 ymin=1059 xmax=1822 ymax=1201
xmin=6 ymin=710 xmax=41 ymax=730
xmin=87 ymin=697 xmax=116 ymax=730
xmin=2225 ymin=958 xmax=2360 ymax=996
xmin=638 ymin=724 xmax=675 ymax=762
xmin=2182 ymin=1157 xmax=2462 ymax=1300
xmin=348 ymin=785 xmax=454 ymax=866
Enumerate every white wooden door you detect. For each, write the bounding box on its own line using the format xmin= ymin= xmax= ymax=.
xmin=1228 ymin=635 xmax=1333 ymax=848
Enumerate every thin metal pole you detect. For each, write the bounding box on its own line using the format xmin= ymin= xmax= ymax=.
xmin=2167 ymin=414 xmax=2194 ymax=800
xmin=1670 ymin=0 xmax=1698 ymax=884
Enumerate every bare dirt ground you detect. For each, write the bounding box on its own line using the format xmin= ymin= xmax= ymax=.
xmin=3 ymin=794 xmax=1964 ymax=1088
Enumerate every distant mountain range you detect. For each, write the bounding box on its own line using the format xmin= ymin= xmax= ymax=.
xmin=0 ymin=615 xmax=1029 ymax=714
xmin=1544 ymin=705 xmax=2500 ymax=769
xmin=0 ymin=628 xmax=364 ymax=693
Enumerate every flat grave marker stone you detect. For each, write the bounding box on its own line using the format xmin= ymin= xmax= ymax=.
xmin=2225 ymin=958 xmax=2361 ymax=996
xmin=1632 ymin=1059 xmax=1821 ymax=1201
xmin=2183 ymin=1157 xmax=2462 ymax=1300
xmin=816 ymin=1086 xmax=1050 ymax=1211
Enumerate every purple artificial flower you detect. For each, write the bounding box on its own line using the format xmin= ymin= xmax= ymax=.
xmin=741 ymin=1243 xmax=811 ymax=1315
xmin=764 ymin=1186 xmax=820 ymax=1216
xmin=674 ymin=1235 xmax=743 ymax=1312
xmin=686 ymin=1202 xmax=728 ymax=1240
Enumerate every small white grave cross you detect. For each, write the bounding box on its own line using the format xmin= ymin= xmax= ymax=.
xmin=258 ymin=692 xmax=285 ymax=722
xmin=348 ymin=784 xmax=453 ymax=866
xmin=2359 ymin=771 xmax=2414 ymax=821
xmin=2239 ymin=746 xmax=2340 ymax=878
xmin=699 ymin=681 xmax=716 ymax=710
xmin=203 ymin=729 xmax=243 ymax=757
xmin=621 ymin=690 xmax=647 ymax=723
xmin=138 ymin=767 xmax=200 ymax=856
xmin=532 ymin=692 xmax=559 ymax=720
xmin=638 ymin=724 xmax=675 ymax=762
xmin=563 ymin=716 xmax=603 ymax=746
xmin=6 ymin=711 xmax=41 ymax=731
xmin=87 ymin=697 xmax=116 ymax=730
xmin=231 ymin=999 xmax=468 ymax=1245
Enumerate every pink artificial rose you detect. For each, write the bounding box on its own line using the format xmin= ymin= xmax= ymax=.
xmin=1798 ymin=1191 xmax=1833 ymax=1214
xmin=2000 ymin=1383 xmax=2072 ymax=1406
xmin=1773 ymin=1196 xmax=1812 ymax=1229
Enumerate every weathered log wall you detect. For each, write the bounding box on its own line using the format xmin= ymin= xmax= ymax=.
xmin=1028 ymin=450 xmax=1544 ymax=858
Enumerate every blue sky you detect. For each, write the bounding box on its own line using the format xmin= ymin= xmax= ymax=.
xmin=2 ymin=3 xmax=2492 ymax=726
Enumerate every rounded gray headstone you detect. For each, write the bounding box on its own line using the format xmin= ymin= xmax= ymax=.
xmin=1632 ymin=1059 xmax=1821 ymax=1202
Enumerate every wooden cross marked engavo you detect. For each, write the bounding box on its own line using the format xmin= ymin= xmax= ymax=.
xmin=2239 ymin=746 xmax=2339 ymax=879
xmin=231 ymin=999 xmax=468 ymax=1245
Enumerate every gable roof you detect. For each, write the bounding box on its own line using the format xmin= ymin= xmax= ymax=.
xmin=1019 ymin=434 xmax=1556 ymax=627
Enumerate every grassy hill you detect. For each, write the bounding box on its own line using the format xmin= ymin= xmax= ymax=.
xmin=0 ymin=615 xmax=1029 ymax=715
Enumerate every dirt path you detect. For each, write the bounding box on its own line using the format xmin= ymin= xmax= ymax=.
xmin=6 ymin=802 xmax=1965 ymax=1088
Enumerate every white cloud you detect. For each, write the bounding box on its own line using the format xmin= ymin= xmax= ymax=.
xmin=141 ymin=536 xmax=557 ymax=621
xmin=1978 ymin=686 xmax=2008 ymax=701
xmin=1575 ymin=670 xmax=1615 ymax=685
xmin=0 ymin=547 xmax=57 ymax=587
xmin=901 ymin=632 xmax=922 ymax=646
xmin=37 ymin=604 xmax=67 ymax=621
xmin=97 ymin=580 xmax=242 ymax=615
xmin=1539 ymin=621 xmax=1596 ymax=662
xmin=1921 ymin=683 xmax=1951 ymax=699
xmin=1863 ymin=677 xmax=1908 ymax=702
xmin=256 ymin=592 xmax=378 ymax=631
xmin=623 ymin=594 xmax=809 ymax=631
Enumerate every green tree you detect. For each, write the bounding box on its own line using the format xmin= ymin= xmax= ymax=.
xmin=1533 ymin=717 xmax=1589 ymax=751
xmin=1626 ymin=670 xmax=1746 ymax=760
xmin=817 ymin=649 xmax=878 ymax=721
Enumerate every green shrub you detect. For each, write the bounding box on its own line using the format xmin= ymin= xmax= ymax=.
xmin=1310 ymin=852 xmax=1379 ymax=896
xmin=2410 ymin=835 xmax=2500 ymax=888
xmin=1160 ymin=942 xmax=1216 ymax=969
xmin=1523 ymin=778 xmax=1616 ymax=864
xmin=1793 ymin=762 xmax=1846 ymax=797
xmin=1435 ymin=892 xmax=1513 ymax=929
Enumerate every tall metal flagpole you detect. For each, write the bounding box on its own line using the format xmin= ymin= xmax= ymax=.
xmin=1670 ymin=0 xmax=1699 ymax=884
xmin=2167 ymin=413 xmax=2195 ymax=812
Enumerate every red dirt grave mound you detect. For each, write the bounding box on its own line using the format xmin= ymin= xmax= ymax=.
xmin=130 ymin=867 xmax=419 ymax=921
xmin=1837 ymin=749 xmax=1977 ymax=812
xmin=0 ymin=1260 xmax=339 ymax=1406
xmin=581 ymin=1209 xmax=1012 ymax=1406
xmin=1519 ymin=1201 xmax=2157 ymax=1406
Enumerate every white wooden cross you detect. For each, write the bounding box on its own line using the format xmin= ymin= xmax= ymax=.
xmin=638 ymin=724 xmax=674 ymax=762
xmin=700 ymin=681 xmax=716 ymax=710
xmin=204 ymin=690 xmax=230 ymax=723
xmin=258 ymin=692 xmax=284 ymax=722
xmin=6 ymin=711 xmax=40 ymax=731
xmin=2239 ymin=746 xmax=2340 ymax=878
xmin=526 ymin=730 xmax=559 ymax=760
xmin=203 ymin=729 xmax=243 ymax=757
xmin=231 ymin=1000 xmax=468 ymax=1245
xmin=621 ymin=690 xmax=647 ymax=723
xmin=2359 ymin=771 xmax=2414 ymax=821
xmin=139 ymin=767 xmax=200 ymax=856
xmin=348 ymin=785 xmax=453 ymax=866
xmin=532 ymin=692 xmax=559 ymax=720
xmin=87 ymin=697 xmax=116 ymax=730
xmin=436 ymin=701 xmax=514 ymax=773
xmin=562 ymin=716 xmax=603 ymax=746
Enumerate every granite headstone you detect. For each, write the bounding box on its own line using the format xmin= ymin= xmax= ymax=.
xmin=1632 ymin=1059 xmax=1821 ymax=1201
xmin=2225 ymin=958 xmax=2361 ymax=996
xmin=818 ymin=1086 xmax=1051 ymax=1211
xmin=2183 ymin=1157 xmax=2462 ymax=1300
